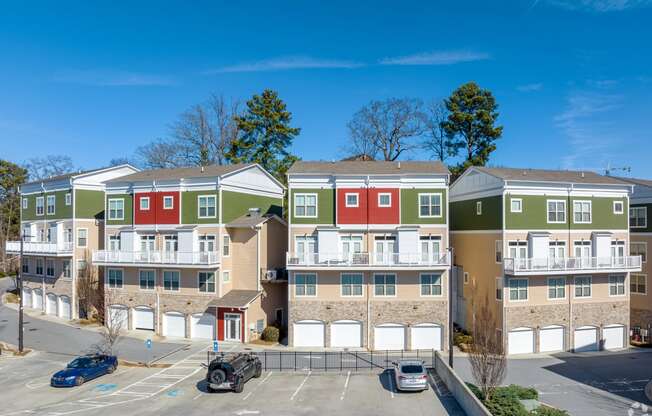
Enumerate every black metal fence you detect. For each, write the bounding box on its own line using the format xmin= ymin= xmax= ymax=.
xmin=207 ymin=350 xmax=437 ymax=372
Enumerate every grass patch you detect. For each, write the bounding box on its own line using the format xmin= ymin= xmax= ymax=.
xmin=250 ymin=338 xmax=278 ymax=346
xmin=76 ymin=318 xmax=100 ymax=326
xmin=467 ymin=383 xmax=568 ymax=416
xmin=3 ymin=293 xmax=20 ymax=304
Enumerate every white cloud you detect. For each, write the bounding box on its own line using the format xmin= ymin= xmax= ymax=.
xmin=205 ymin=56 xmax=364 ymax=74
xmin=517 ymin=83 xmax=543 ymax=92
xmin=543 ymin=0 xmax=651 ymax=12
xmin=379 ymin=50 xmax=490 ymax=66
xmin=53 ymin=69 xmax=175 ymax=86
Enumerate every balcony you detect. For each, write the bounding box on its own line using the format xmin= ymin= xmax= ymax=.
xmin=92 ymin=250 xmax=220 ymax=268
xmin=5 ymin=241 xmax=74 ymax=256
xmin=286 ymin=251 xmax=450 ymax=270
xmin=503 ymin=256 xmax=642 ymax=276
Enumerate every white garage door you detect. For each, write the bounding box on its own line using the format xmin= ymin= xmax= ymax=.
xmin=21 ymin=288 xmax=31 ymax=307
xmin=163 ymin=312 xmax=186 ymax=338
xmin=374 ymin=324 xmax=406 ymax=350
xmin=574 ymin=326 xmax=598 ymax=352
xmin=539 ymin=325 xmax=564 ymax=353
xmin=133 ymin=306 xmax=155 ymax=331
xmin=508 ymin=327 xmax=534 ymax=355
xmin=46 ymin=293 xmax=57 ymax=315
xmin=58 ymin=296 xmax=72 ymax=320
xmin=293 ymin=320 xmax=325 ymax=348
xmin=108 ymin=305 xmax=129 ymax=330
xmin=330 ymin=320 xmax=362 ymax=348
xmin=191 ymin=313 xmax=216 ymax=340
xmin=603 ymin=325 xmax=625 ymax=350
xmin=411 ymin=324 xmax=442 ymax=351
xmin=32 ymin=289 xmax=43 ymax=310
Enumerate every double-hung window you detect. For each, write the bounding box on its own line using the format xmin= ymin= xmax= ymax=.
xmin=495 ymin=277 xmax=503 ymax=300
xmin=420 ymin=273 xmax=442 ymax=296
xmin=46 ymin=195 xmax=55 ymax=215
xmin=495 ymin=240 xmax=503 ymax=263
xmin=77 ymin=228 xmax=88 ymax=248
xmin=62 ymin=260 xmax=71 ymax=279
xmin=374 ymin=274 xmax=396 ymax=296
xmin=36 ymin=259 xmax=44 ymax=275
xmin=108 ymin=269 xmax=123 ymax=288
xmin=631 ymin=242 xmax=647 ymax=263
xmin=198 ymin=195 xmax=216 ymax=218
xmin=139 ymin=270 xmax=155 ymax=290
xmin=509 ymin=278 xmax=528 ymax=301
xmin=163 ymin=271 xmax=180 ymax=291
xmin=574 ymin=276 xmax=591 ymax=297
xmin=294 ymin=194 xmax=317 ymax=217
xmin=419 ymin=193 xmax=442 ymax=217
xmin=36 ymin=196 xmax=44 ymax=216
xmin=548 ymin=277 xmax=566 ymax=299
xmin=222 ymin=234 xmax=230 ymax=256
xmin=341 ymin=273 xmax=363 ymax=297
xmin=630 ymin=207 xmax=647 ymax=228
xmin=198 ymin=271 xmax=216 ymax=293
xmin=573 ymin=200 xmax=592 ymax=224
xmin=22 ymin=198 xmax=28 ymax=209
xmin=46 ymin=260 xmax=55 ymax=277
xmin=108 ymin=199 xmax=124 ymax=220
xmin=295 ymin=273 xmax=316 ymax=296
xmin=65 ymin=193 xmax=72 ymax=206
xmin=609 ymin=275 xmax=625 ymax=296
xmin=631 ymin=274 xmax=647 ymax=294
xmin=547 ymin=200 xmax=566 ymax=223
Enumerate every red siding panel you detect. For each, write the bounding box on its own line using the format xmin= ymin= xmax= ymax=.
xmin=337 ymin=188 xmax=368 ymax=224
xmin=368 ymin=188 xmax=400 ymax=224
xmin=134 ymin=192 xmax=156 ymax=224
xmin=217 ymin=307 xmax=244 ymax=342
xmin=134 ymin=191 xmax=180 ymax=225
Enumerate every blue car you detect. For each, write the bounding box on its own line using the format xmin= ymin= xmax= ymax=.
xmin=51 ymin=355 xmax=118 ymax=387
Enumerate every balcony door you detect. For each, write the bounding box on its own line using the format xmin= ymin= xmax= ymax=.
xmin=340 ymin=235 xmax=363 ymax=263
xmin=420 ymin=236 xmax=441 ymax=264
xmin=508 ymin=241 xmax=528 ymax=270
xmin=224 ymin=313 xmax=241 ymax=342
xmin=140 ymin=235 xmax=156 ymax=261
xmin=199 ymin=235 xmax=216 ymax=263
xmin=548 ymin=241 xmax=566 ymax=269
xmin=295 ymin=236 xmax=317 ymax=264
xmin=163 ymin=235 xmax=178 ymax=262
xmin=611 ymin=240 xmax=625 ymax=266
xmin=574 ymin=241 xmax=592 ymax=268
xmin=375 ymin=236 xmax=397 ymax=264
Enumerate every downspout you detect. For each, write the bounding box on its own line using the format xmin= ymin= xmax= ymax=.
xmin=41 ymin=182 xmax=46 ymax=314
xmin=501 ymin=187 xmax=507 ymax=351
xmin=366 ymin=175 xmax=371 ymax=350
xmin=255 ymin=225 xmax=261 ymax=292
xmin=568 ymin=184 xmax=573 ymax=351
xmin=71 ymin=178 xmax=77 ymax=319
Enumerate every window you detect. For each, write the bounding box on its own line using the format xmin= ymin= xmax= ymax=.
xmin=510 ymin=198 xmax=522 ymax=213
xmin=508 ymin=241 xmax=528 ymax=259
xmin=613 ymin=201 xmax=624 ymax=215
xmin=198 ymin=195 xmax=216 ymax=218
xmin=77 ymin=228 xmax=88 ymax=248
xmin=573 ymin=200 xmax=592 ymax=224
xmin=139 ymin=270 xmax=155 ymax=290
xmin=340 ymin=235 xmax=363 ymax=255
xmin=199 ymin=235 xmax=216 ymax=252
xmin=36 ymin=259 xmax=44 ymax=275
xmin=140 ymin=235 xmax=155 ymax=252
xmin=609 ymin=275 xmax=625 ymax=296
xmin=495 ymin=240 xmax=503 ymax=263
xmin=495 ymin=277 xmax=503 ymax=300
xmin=630 ymin=206 xmax=648 ymax=228
xmin=140 ymin=197 xmax=150 ymax=210
xmin=256 ymin=319 xmax=264 ymax=334
xmin=345 ymin=193 xmax=359 ymax=207
xmin=341 ymin=273 xmax=363 ymax=296
xmin=574 ymin=241 xmax=591 ymax=258
xmin=508 ymin=278 xmax=528 ymax=301
xmin=222 ymin=234 xmax=230 ymax=257
xmin=294 ymin=193 xmax=317 ymax=217
xmin=419 ymin=193 xmax=442 ymax=218
xmin=374 ymin=274 xmax=396 ymax=296
xmin=164 ymin=235 xmax=178 ymax=253
xmin=65 ymin=193 xmax=72 ymax=206
xmin=109 ymin=235 xmax=121 ymax=251
xmin=420 ymin=273 xmax=442 ymax=296
xmin=548 ymin=277 xmax=566 ymax=299
xmin=36 ymin=196 xmax=44 ymax=216
xmin=108 ymin=199 xmax=124 ymax=220
xmin=547 ymin=200 xmax=566 ymax=223
xmin=223 ymin=270 xmax=230 ymax=283
xmin=631 ymin=242 xmax=647 ymax=263
xmin=22 ymin=198 xmax=27 ymax=209
xmin=549 ymin=241 xmax=566 ymax=266
xmin=378 ymin=193 xmax=391 ymax=207
xmin=574 ymin=276 xmax=592 ymax=297
xmin=611 ymin=240 xmax=625 ymax=259
xmin=295 ymin=273 xmax=317 ymax=296
xmin=46 ymin=260 xmax=55 ymax=277
xmin=163 ymin=271 xmax=180 ymax=291
xmin=631 ymin=274 xmax=647 ymax=295
xmin=476 ymin=201 xmax=482 ymax=215
xmin=77 ymin=259 xmax=87 ymax=271
xmin=163 ymin=196 xmax=174 ymax=209
xmin=198 ymin=271 xmax=216 ymax=293
xmin=46 ymin=195 xmax=55 ymax=215
xmin=22 ymin=259 xmax=29 ymax=274
xmin=108 ymin=269 xmax=123 ymax=288
xmin=62 ymin=260 xmax=71 ymax=278
xmin=420 ymin=235 xmax=441 ymax=263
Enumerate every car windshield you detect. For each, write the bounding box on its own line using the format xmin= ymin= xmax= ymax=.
xmin=68 ymin=357 xmax=93 ymax=368
xmin=401 ymin=365 xmax=424 ymax=374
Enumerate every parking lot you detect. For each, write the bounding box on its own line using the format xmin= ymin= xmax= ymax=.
xmin=0 ymin=347 xmax=464 ymax=416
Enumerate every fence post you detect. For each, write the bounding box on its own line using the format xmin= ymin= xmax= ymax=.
xmin=309 ymin=351 xmax=312 ymax=371
xmin=355 ymin=352 xmax=358 ymax=372
xmin=279 ymin=351 xmax=282 ymax=372
xmin=294 ymin=351 xmax=297 ymax=371
xmin=264 ymin=351 xmax=267 ymax=371
xmin=340 ymin=351 xmax=343 ymax=372
xmin=325 ymin=352 xmax=327 ymax=372
xmin=370 ymin=350 xmax=373 ymax=371
xmin=385 ymin=350 xmax=388 ymax=369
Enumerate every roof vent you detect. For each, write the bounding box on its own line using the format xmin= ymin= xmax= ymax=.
xmin=248 ymin=207 xmax=261 ymax=216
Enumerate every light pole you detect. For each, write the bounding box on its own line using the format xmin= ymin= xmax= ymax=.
xmin=17 ymin=232 xmax=29 ymax=353
xmin=447 ymin=246 xmax=454 ymax=368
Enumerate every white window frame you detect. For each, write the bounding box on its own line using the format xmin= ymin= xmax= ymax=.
xmin=420 ymin=273 xmax=443 ymax=297
xmin=630 ymin=206 xmax=648 ymax=229
xmin=547 ymin=276 xmax=567 ymax=300
xmin=198 ymin=271 xmax=216 ymax=293
xmin=573 ymin=200 xmax=592 ymax=224
xmin=631 ymin=241 xmax=647 ymax=263
xmin=77 ymin=259 xmax=87 ymax=271
xmin=162 ymin=270 xmax=180 ymax=292
xmin=197 ymin=195 xmax=217 ymax=219
xmin=46 ymin=259 xmax=55 ymax=277
xmin=107 ymin=268 xmax=123 ymax=289
xmin=378 ymin=193 xmax=392 ymax=208
xmin=36 ymin=196 xmax=44 ymax=216
xmin=77 ymin=228 xmax=88 ymax=248
xmin=62 ymin=260 xmax=71 ymax=279
xmin=340 ymin=272 xmax=364 ymax=297
xmin=495 ymin=240 xmax=503 ymax=264
xmin=508 ymin=278 xmax=528 ymax=302
xmin=631 ymin=273 xmax=647 ymax=295
xmin=495 ymin=277 xmax=503 ymax=301
xmin=199 ymin=234 xmax=217 ymax=252
xmin=510 ymin=198 xmax=522 ymax=213
xmin=108 ymin=198 xmax=125 ymax=220
xmin=608 ymin=274 xmax=626 ymax=297
xmin=294 ymin=193 xmax=318 ymax=218
xmin=547 ymin=199 xmax=566 ymax=224
xmin=139 ymin=269 xmax=156 ymax=291
xmin=65 ymin=193 xmax=72 ymax=206
xmin=418 ymin=193 xmax=442 ymax=218
xmin=373 ymin=273 xmax=397 ymax=297
xmin=613 ymin=200 xmax=624 ymax=215
xmin=345 ymin=193 xmax=359 ymax=208
xmin=574 ymin=276 xmax=592 ymax=298
xmin=476 ymin=201 xmax=482 ymax=215
xmin=22 ymin=197 xmax=28 ymax=209
xmin=46 ymin=195 xmax=56 ymax=215
xmin=163 ymin=196 xmax=174 ymax=210
xmin=222 ymin=234 xmax=230 ymax=257
xmin=140 ymin=196 xmax=150 ymax=211
xmin=35 ymin=258 xmax=44 ymax=275
xmin=294 ymin=273 xmax=317 ymax=297
xmin=223 ymin=270 xmax=231 ymax=283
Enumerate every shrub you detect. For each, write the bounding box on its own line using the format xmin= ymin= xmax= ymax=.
xmin=261 ymin=326 xmax=280 ymax=342
xmin=454 ymin=332 xmax=473 ymax=346
xmin=466 ymin=382 xmax=485 ymax=401
xmin=4 ymin=293 xmax=19 ymax=304
xmin=494 ymin=384 xmax=539 ymax=401
xmin=484 ymin=395 xmax=530 ymax=416
xmin=531 ymin=406 xmax=569 ymax=416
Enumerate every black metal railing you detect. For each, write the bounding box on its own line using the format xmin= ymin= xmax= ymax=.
xmin=206 ymin=349 xmax=437 ymax=372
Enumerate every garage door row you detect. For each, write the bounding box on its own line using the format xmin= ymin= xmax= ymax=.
xmin=107 ymin=305 xmax=216 ymax=340
xmin=293 ymin=320 xmax=443 ymax=351
xmin=507 ymin=324 xmax=626 ymax=355
xmin=22 ymin=288 xmax=72 ymax=320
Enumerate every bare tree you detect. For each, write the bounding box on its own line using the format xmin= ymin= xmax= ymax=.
xmin=347 ymin=98 xmax=425 ymax=161
xmin=90 ymin=289 xmax=124 ymax=355
xmin=136 ymin=139 xmax=184 ymax=169
xmin=23 ymin=155 xmax=76 ymax=181
xmin=422 ymin=100 xmax=454 ymax=162
xmin=76 ymin=255 xmax=102 ymax=320
xmin=468 ymin=295 xmax=506 ymax=401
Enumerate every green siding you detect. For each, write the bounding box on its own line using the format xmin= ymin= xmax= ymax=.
xmin=222 ymin=191 xmax=282 ymax=223
xmin=21 ymin=189 xmax=72 ymax=221
xmin=571 ymin=196 xmax=627 ymax=230
xmin=289 ymin=188 xmax=335 ymax=225
xmin=181 ymin=190 xmax=219 ymax=224
xmin=400 ymin=188 xmax=448 ymax=225
xmin=75 ymin=189 xmax=105 ymax=219
xmin=631 ymin=203 xmax=652 ymax=233
xmin=105 ymin=193 xmax=133 ymax=225
xmin=450 ymin=195 xmax=503 ymax=230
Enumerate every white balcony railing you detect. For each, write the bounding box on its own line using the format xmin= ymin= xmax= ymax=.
xmin=5 ymin=240 xmax=74 ymax=255
xmin=286 ymin=251 xmax=450 ymax=268
xmin=92 ymin=250 xmax=220 ymax=266
xmin=504 ymin=256 xmax=642 ymax=274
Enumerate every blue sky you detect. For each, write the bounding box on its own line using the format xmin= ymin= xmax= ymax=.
xmin=1 ymin=0 xmax=651 ymax=177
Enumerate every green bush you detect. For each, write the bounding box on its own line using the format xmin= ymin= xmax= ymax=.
xmin=454 ymin=332 xmax=473 ymax=346
xmin=261 ymin=326 xmax=280 ymax=342
xmin=466 ymin=382 xmax=484 ymax=401
xmin=494 ymin=384 xmax=539 ymax=401
xmin=485 ymin=395 xmax=530 ymax=416
xmin=467 ymin=383 xmax=548 ymax=416
xmin=531 ymin=406 xmax=569 ymax=416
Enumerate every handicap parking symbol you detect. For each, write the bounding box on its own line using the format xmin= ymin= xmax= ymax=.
xmin=94 ymin=383 xmax=117 ymax=392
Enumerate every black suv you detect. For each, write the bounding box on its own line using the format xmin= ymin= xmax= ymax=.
xmin=205 ymin=353 xmax=262 ymax=393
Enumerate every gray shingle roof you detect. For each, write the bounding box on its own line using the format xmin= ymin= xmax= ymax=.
xmin=23 ymin=166 xmax=114 ymax=187
xmin=226 ymin=212 xmax=275 ymax=228
xmin=287 ymin=160 xmax=449 ymax=175
xmin=106 ymin=163 xmax=253 ymax=183
xmin=475 ymin=166 xmax=629 ymax=186
xmin=207 ymin=290 xmax=262 ymax=308
xmin=615 ymin=176 xmax=652 ymax=188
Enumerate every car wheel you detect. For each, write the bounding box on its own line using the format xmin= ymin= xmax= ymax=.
xmin=233 ymin=378 xmax=244 ymax=394
xmin=209 ymin=369 xmax=226 ymax=385
xmin=75 ymin=376 xmax=84 ymax=386
xmin=254 ymin=365 xmax=262 ymax=378
xmin=106 ymin=365 xmax=116 ymax=374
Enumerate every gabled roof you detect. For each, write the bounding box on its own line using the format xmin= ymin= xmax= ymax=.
xmin=106 ymin=163 xmax=254 ymax=183
xmin=287 ymin=160 xmax=450 ymax=176
xmin=474 ymin=166 xmax=628 ymax=186
xmin=207 ymin=290 xmax=262 ymax=308
xmin=23 ymin=165 xmax=136 ymax=187
xmin=226 ymin=212 xmax=286 ymax=228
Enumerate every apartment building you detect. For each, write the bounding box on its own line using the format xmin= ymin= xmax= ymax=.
xmin=91 ymin=163 xmax=287 ymax=342
xmin=7 ymin=165 xmax=139 ymax=320
xmin=286 ymin=161 xmax=451 ymax=350
xmin=450 ymin=167 xmax=641 ymax=355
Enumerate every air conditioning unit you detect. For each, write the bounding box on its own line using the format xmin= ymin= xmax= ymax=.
xmin=265 ymin=270 xmax=277 ymax=280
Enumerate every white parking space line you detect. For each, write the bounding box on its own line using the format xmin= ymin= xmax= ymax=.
xmin=340 ymin=371 xmax=351 ymax=401
xmin=241 ymin=370 xmax=273 ymax=401
xmin=290 ymin=371 xmax=311 ymax=401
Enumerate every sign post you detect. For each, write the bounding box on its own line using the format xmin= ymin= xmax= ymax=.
xmin=213 ymin=340 xmax=219 ymax=353
xmin=146 ymin=339 xmax=152 ymax=349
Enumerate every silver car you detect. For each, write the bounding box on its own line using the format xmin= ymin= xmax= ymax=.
xmin=392 ymin=360 xmax=429 ymax=392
